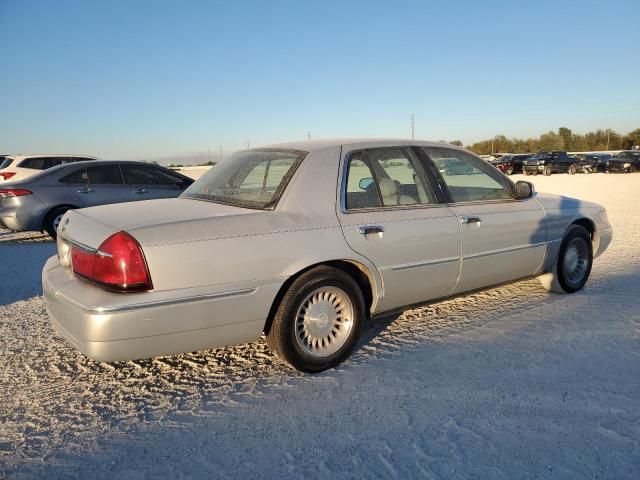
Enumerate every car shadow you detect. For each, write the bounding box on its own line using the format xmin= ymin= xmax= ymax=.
xmin=0 ymin=242 xmax=56 ymax=305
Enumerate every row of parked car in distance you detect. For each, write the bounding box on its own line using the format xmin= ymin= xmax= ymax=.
xmin=0 ymin=154 xmax=193 ymax=238
xmin=488 ymin=150 xmax=640 ymax=175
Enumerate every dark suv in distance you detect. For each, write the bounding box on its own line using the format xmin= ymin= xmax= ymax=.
xmin=523 ymin=151 xmax=578 ymax=176
xmin=490 ymin=154 xmax=531 ymax=175
xmin=606 ymin=151 xmax=640 ymax=173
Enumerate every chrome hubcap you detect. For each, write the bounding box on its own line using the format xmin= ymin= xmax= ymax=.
xmin=563 ymin=238 xmax=589 ymax=284
xmin=52 ymin=214 xmax=64 ymax=233
xmin=295 ymin=286 xmax=354 ymax=358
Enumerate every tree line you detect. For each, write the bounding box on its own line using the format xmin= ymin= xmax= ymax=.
xmin=454 ymin=127 xmax=640 ymax=155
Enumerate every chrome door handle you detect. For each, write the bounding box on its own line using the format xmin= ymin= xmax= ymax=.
xmin=133 ymin=188 xmax=148 ymax=194
xmin=77 ymin=187 xmax=94 ymax=194
xmin=461 ymin=216 xmax=481 ymax=225
xmin=359 ymin=225 xmax=385 ymax=235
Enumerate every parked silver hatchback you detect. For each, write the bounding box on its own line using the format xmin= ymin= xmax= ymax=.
xmin=0 ymin=160 xmax=193 ymax=238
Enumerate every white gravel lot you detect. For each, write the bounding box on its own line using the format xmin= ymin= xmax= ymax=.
xmin=1 ymin=173 xmax=639 ymax=479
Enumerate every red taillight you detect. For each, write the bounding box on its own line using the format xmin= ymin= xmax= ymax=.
xmin=0 ymin=172 xmax=16 ymax=181
xmin=71 ymin=231 xmax=153 ymax=292
xmin=0 ymin=188 xmax=32 ymax=198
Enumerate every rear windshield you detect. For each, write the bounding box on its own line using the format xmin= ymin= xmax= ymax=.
xmin=182 ymin=149 xmax=306 ymax=210
xmin=0 ymin=157 xmax=13 ymax=169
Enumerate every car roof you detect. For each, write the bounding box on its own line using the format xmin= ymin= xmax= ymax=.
xmin=9 ymin=154 xmax=100 ymax=161
xmin=259 ymin=138 xmax=464 ymax=153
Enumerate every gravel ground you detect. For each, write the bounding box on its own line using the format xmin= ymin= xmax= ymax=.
xmin=1 ymin=174 xmax=639 ymax=479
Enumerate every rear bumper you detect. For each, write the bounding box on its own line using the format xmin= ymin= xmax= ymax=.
xmin=42 ymin=256 xmax=282 ymax=362
xmin=606 ymin=164 xmax=633 ymax=173
xmin=0 ymin=196 xmax=47 ymax=231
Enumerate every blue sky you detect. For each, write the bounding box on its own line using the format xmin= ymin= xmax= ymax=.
xmin=1 ymin=0 xmax=639 ymax=161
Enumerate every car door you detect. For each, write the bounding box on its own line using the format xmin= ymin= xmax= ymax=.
xmin=337 ymin=147 xmax=461 ymax=312
xmin=59 ymin=164 xmax=132 ymax=207
xmin=121 ymin=164 xmax=187 ymax=200
xmin=420 ymin=146 xmax=546 ymax=294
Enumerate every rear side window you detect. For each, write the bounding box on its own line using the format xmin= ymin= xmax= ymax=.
xmin=122 ymin=165 xmax=181 ymax=185
xmin=19 ymin=157 xmax=62 ymax=170
xmin=0 ymin=157 xmax=13 ymax=169
xmin=85 ymin=165 xmax=124 ymax=184
xmin=59 ymin=168 xmax=88 ymax=184
xmin=345 ymin=153 xmax=382 ymax=209
xmin=344 ymin=148 xmax=435 ymax=210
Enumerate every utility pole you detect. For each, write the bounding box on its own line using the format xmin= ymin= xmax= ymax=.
xmin=306 ymin=131 xmax=311 ymax=140
xmin=410 ymin=114 xmax=415 ymax=140
xmin=606 ymin=131 xmax=610 ymax=151
xmin=208 ymin=149 xmax=211 ymax=163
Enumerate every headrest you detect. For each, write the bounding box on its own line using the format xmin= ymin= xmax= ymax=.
xmin=378 ymin=178 xmax=397 ymax=198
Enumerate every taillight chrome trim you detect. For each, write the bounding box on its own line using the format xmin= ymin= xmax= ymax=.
xmin=62 ymin=236 xmax=113 ymax=258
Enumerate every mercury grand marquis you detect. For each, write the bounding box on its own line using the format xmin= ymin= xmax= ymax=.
xmin=43 ymin=139 xmax=612 ymax=372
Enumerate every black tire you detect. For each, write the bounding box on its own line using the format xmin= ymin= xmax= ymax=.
xmin=266 ymin=266 xmax=365 ymax=372
xmin=630 ymin=165 xmax=636 ymax=173
xmin=524 ymin=170 xmax=530 ymax=176
xmin=568 ymin=164 xmax=577 ymax=175
xmin=543 ymin=166 xmax=552 ymax=176
xmin=556 ymin=225 xmax=593 ymax=293
xmin=506 ymin=166 xmax=514 ymax=175
xmin=44 ymin=206 xmax=72 ymax=239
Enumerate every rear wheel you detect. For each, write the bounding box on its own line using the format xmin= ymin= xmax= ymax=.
xmin=266 ymin=266 xmax=365 ymax=372
xmin=505 ymin=166 xmax=514 ymax=175
xmin=630 ymin=165 xmax=636 ymax=173
xmin=543 ymin=165 xmax=552 ymax=176
xmin=524 ymin=170 xmax=530 ymax=176
xmin=568 ymin=164 xmax=577 ymax=175
xmin=44 ymin=206 xmax=72 ymax=239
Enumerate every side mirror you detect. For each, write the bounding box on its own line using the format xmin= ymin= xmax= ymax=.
xmin=514 ymin=180 xmax=534 ymax=199
xmin=359 ymin=177 xmax=374 ymax=190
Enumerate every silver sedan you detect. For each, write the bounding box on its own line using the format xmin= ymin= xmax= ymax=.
xmin=0 ymin=160 xmax=193 ymax=238
xmin=43 ymin=139 xmax=612 ymax=372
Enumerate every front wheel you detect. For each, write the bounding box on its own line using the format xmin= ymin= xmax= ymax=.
xmin=539 ymin=225 xmax=593 ymax=293
xmin=543 ymin=166 xmax=552 ymax=176
xmin=44 ymin=206 xmax=72 ymax=239
xmin=505 ymin=166 xmax=514 ymax=175
xmin=266 ymin=266 xmax=365 ymax=372
xmin=568 ymin=164 xmax=577 ymax=175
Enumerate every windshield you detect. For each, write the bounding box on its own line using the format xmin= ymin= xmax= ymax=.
xmin=0 ymin=157 xmax=13 ymax=169
xmin=182 ymin=149 xmax=307 ymax=210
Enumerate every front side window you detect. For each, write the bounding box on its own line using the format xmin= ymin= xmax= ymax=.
xmin=422 ymin=147 xmax=512 ymax=203
xmin=183 ymin=149 xmax=306 ymax=210
xmin=344 ymin=148 xmax=435 ymax=210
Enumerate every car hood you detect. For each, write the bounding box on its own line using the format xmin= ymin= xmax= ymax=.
xmin=534 ymin=192 xmax=603 ymax=212
xmin=60 ymin=198 xmax=265 ymax=249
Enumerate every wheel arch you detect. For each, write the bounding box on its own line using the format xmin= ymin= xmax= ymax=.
xmin=263 ymin=259 xmax=379 ymax=336
xmin=39 ymin=204 xmax=79 ymax=232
